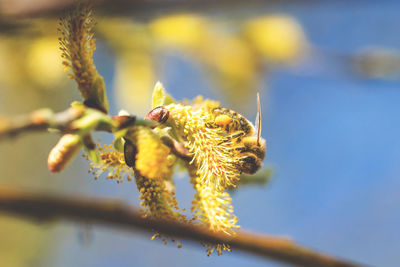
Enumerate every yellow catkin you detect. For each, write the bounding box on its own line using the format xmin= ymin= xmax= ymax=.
xmin=48 ymin=134 xmax=81 ymax=173
xmin=187 ymin=165 xmax=238 ymax=256
xmin=58 ymin=4 xmax=108 ymax=112
xmin=134 ymin=171 xmax=184 ymax=221
xmin=157 ymin=97 xmax=247 ymax=255
xmin=125 ymin=126 xmax=174 ymax=179
xmin=129 ymin=127 xmax=187 ymax=246
xmin=86 ymin=126 xmax=185 ymax=246
xmin=165 ymin=103 xmax=240 ymax=192
xmin=87 ymin=143 xmax=133 ymax=183
xmin=191 ymin=184 xmax=238 ymax=233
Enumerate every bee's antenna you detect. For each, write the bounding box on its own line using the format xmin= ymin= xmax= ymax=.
xmin=256 ymin=92 xmax=261 ymax=146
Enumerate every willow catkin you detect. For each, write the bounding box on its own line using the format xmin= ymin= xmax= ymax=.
xmin=48 ymin=134 xmax=81 ymax=173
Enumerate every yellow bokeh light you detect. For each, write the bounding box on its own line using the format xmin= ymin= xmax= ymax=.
xmin=149 ymin=14 xmax=209 ymax=49
xmin=27 ymin=37 xmax=65 ymax=88
xmin=243 ymin=15 xmax=308 ymax=63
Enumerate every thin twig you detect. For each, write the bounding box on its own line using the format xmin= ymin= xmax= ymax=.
xmin=0 ymin=107 xmax=84 ymax=140
xmin=0 ymin=186 xmax=363 ymax=267
xmin=0 ymin=107 xmax=139 ymax=141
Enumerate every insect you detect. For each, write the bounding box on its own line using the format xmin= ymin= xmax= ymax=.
xmin=145 ymin=93 xmax=266 ymax=175
xmin=145 ymin=106 xmax=169 ymax=123
xmin=205 ymin=93 xmax=265 ymax=174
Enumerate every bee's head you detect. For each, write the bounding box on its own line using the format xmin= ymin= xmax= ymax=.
xmin=239 ymin=155 xmax=261 ymax=174
xmin=243 ymin=136 xmax=266 ymax=160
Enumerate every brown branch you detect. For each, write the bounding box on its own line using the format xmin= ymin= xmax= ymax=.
xmin=0 ymin=186 xmax=363 ymax=267
xmin=0 ymin=0 xmax=274 ymax=18
xmin=0 ymin=107 xmax=84 ymax=140
xmin=0 ymin=107 xmax=139 ymax=141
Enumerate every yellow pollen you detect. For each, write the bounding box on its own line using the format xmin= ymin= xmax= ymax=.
xmin=214 ymin=114 xmax=232 ymax=126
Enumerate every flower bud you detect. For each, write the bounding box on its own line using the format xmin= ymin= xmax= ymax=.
xmin=48 ymin=134 xmax=81 ymax=173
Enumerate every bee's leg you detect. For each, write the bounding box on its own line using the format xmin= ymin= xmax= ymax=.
xmin=219 ymin=131 xmax=245 ymax=144
xmin=205 ymin=122 xmax=219 ymax=129
xmin=227 ymin=131 xmax=245 ymax=140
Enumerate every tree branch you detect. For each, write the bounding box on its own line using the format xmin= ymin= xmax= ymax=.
xmin=0 ymin=107 xmax=140 ymax=141
xmin=0 ymin=107 xmax=84 ymax=140
xmin=0 ymin=186 xmax=363 ymax=267
xmin=0 ymin=0 xmax=270 ymax=18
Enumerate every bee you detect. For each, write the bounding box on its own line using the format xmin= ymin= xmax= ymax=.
xmin=205 ymin=93 xmax=266 ymax=174
xmin=146 ymin=93 xmax=266 ymax=175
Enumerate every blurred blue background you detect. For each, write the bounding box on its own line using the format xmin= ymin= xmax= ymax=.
xmin=1 ymin=1 xmax=400 ymax=267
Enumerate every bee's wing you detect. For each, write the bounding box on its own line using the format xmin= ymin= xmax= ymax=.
xmin=255 ymin=92 xmax=262 ymax=146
